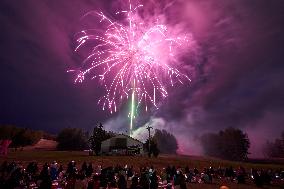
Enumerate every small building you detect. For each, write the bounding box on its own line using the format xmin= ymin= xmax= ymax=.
xmin=101 ymin=134 xmax=144 ymax=155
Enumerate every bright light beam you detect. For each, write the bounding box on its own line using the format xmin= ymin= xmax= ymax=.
xmin=130 ymin=79 xmax=135 ymax=136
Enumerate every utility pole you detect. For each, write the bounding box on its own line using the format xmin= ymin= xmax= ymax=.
xmin=146 ymin=124 xmax=153 ymax=157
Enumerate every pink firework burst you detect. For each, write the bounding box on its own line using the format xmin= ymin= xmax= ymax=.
xmin=70 ymin=0 xmax=194 ymax=113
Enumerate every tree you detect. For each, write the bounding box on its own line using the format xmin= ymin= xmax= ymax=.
xmin=0 ymin=125 xmax=16 ymax=140
xmin=200 ymin=128 xmax=250 ymax=161
xmin=0 ymin=125 xmax=42 ymax=148
xmin=144 ymin=138 xmax=160 ymax=157
xmin=56 ymin=128 xmax=88 ymax=150
xmin=88 ymin=123 xmax=114 ymax=155
xmin=263 ymin=131 xmax=284 ymax=158
xmin=153 ymin=129 xmax=178 ymax=154
xmin=200 ymin=133 xmax=220 ymax=157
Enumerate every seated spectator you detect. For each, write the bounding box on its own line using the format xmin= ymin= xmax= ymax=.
xmin=130 ymin=174 xmax=142 ymax=189
xmin=39 ymin=163 xmax=52 ymax=189
xmin=149 ymin=171 xmax=158 ymax=189
xmin=0 ymin=160 xmax=283 ymax=189
xmin=86 ymin=163 xmax=93 ymax=178
xmin=50 ymin=161 xmax=58 ymax=181
xmin=75 ymin=173 xmax=88 ymax=189
xmin=117 ymin=174 xmax=127 ymax=189
xmin=237 ymin=166 xmax=246 ymax=184
xmin=179 ymin=171 xmax=187 ymax=189
xmin=139 ymin=172 xmax=149 ymax=189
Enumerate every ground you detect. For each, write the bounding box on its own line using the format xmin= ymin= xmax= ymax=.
xmin=1 ymin=150 xmax=284 ymax=189
xmin=22 ymin=139 xmax=58 ymax=151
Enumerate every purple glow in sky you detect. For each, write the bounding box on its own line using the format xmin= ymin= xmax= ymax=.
xmin=70 ymin=1 xmax=194 ymax=114
xmin=1 ymin=0 xmax=284 ymax=157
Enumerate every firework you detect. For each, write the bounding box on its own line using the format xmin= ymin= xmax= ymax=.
xmin=70 ymin=0 xmax=193 ymax=115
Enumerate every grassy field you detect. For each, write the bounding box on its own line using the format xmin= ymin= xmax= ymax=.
xmin=1 ymin=151 xmax=284 ymax=189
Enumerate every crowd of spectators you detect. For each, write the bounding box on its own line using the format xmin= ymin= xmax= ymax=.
xmin=0 ymin=160 xmax=283 ymax=189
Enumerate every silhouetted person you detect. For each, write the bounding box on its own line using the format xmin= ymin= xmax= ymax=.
xmin=50 ymin=161 xmax=58 ymax=180
xmin=39 ymin=163 xmax=52 ymax=189
xmin=193 ymin=167 xmax=199 ymax=176
xmin=174 ymin=169 xmax=182 ymax=187
xmin=127 ymin=165 xmax=134 ymax=178
xmin=150 ymin=171 xmax=158 ymax=189
xmin=87 ymin=174 xmax=100 ymax=189
xmin=81 ymin=161 xmax=88 ymax=174
xmin=130 ymin=175 xmax=142 ymax=189
xmin=86 ymin=163 xmax=94 ymax=177
xmin=140 ymin=172 xmax=149 ymax=189
xmin=180 ymin=171 xmax=187 ymax=189
xmin=117 ymin=174 xmax=127 ymax=189
xmin=237 ymin=166 xmax=246 ymax=184
xmin=252 ymin=169 xmax=263 ymax=187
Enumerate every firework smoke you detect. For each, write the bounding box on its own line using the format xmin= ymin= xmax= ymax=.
xmin=70 ymin=0 xmax=195 ymax=113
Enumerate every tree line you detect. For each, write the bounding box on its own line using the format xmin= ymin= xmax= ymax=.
xmin=200 ymin=128 xmax=250 ymax=161
xmin=263 ymin=131 xmax=284 ymax=158
xmin=55 ymin=123 xmax=178 ymax=158
xmin=1 ymin=124 xmax=283 ymax=161
xmin=0 ymin=125 xmax=44 ymax=148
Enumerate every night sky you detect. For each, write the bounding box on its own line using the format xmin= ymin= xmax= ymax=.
xmin=1 ymin=0 xmax=284 ymax=157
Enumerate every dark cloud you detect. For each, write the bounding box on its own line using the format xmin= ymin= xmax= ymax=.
xmin=0 ymin=0 xmax=284 ymax=157
xmin=141 ymin=0 xmax=284 ymax=157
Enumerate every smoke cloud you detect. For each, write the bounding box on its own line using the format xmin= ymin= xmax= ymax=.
xmin=105 ymin=0 xmax=284 ymax=157
xmin=1 ymin=0 xmax=283 ymax=157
